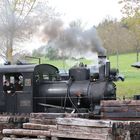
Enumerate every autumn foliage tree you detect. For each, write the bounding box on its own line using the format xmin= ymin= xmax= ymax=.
xmin=119 ymin=0 xmax=140 ymax=61
xmin=97 ymin=0 xmax=140 ymax=59
xmin=97 ymin=18 xmax=136 ymax=55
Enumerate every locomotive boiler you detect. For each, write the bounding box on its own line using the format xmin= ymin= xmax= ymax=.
xmin=0 ymin=56 xmax=121 ymax=114
xmin=33 ymin=56 xmax=120 ymax=113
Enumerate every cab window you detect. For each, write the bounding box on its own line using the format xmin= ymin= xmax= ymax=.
xmin=3 ymin=73 xmax=23 ymax=92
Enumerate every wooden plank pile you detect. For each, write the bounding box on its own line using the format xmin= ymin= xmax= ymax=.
xmin=111 ymin=121 xmax=140 ymax=140
xmin=2 ymin=113 xmax=112 ymax=140
xmin=0 ymin=114 xmax=29 ymax=139
xmin=101 ymin=100 xmax=140 ymax=120
xmin=101 ymin=100 xmax=140 ymax=139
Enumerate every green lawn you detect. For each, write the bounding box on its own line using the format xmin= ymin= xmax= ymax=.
xmin=31 ymin=53 xmax=140 ymax=98
xmin=109 ymin=53 xmax=140 ymax=98
xmin=32 ymin=57 xmax=93 ymax=68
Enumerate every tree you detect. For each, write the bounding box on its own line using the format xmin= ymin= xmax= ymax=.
xmin=122 ymin=14 xmax=140 ymax=61
xmin=119 ymin=0 xmax=140 ymax=61
xmin=46 ymin=47 xmax=58 ymax=60
xmin=0 ymin=0 xmax=55 ymax=63
xmin=32 ymin=45 xmax=46 ymax=57
xmin=118 ymin=0 xmax=140 ymax=17
xmin=0 ymin=0 xmax=37 ymax=63
xmin=97 ymin=18 xmax=136 ymax=55
xmin=69 ymin=19 xmax=85 ymax=29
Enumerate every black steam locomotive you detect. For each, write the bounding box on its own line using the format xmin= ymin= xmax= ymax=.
xmin=0 ymin=56 xmax=121 ymax=114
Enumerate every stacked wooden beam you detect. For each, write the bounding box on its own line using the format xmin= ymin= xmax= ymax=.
xmin=52 ymin=118 xmax=112 ymax=140
xmin=2 ymin=113 xmax=112 ymax=140
xmin=101 ymin=100 xmax=140 ymax=120
xmin=111 ymin=121 xmax=140 ymax=140
xmin=0 ymin=114 xmax=29 ymax=139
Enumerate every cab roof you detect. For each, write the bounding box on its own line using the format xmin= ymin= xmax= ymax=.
xmin=0 ymin=65 xmax=36 ymax=73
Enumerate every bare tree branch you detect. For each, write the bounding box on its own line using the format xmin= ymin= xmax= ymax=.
xmin=13 ymin=0 xmax=18 ymax=11
xmin=16 ymin=0 xmax=26 ymax=21
xmin=0 ymin=0 xmax=56 ymax=63
xmin=20 ymin=0 xmax=37 ymax=26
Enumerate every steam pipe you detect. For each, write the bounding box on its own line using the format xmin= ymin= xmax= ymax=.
xmin=25 ymin=56 xmax=41 ymax=64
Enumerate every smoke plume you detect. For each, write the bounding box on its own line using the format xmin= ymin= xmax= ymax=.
xmin=43 ymin=19 xmax=106 ymax=56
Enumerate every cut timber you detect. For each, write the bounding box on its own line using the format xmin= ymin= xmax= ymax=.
xmin=102 ymin=112 xmax=140 ymax=118
xmin=57 ymin=124 xmax=110 ymax=134
xmin=101 ymin=100 xmax=140 ymax=107
xmin=0 ymin=116 xmax=10 ymax=123
xmin=3 ymin=129 xmax=50 ymax=137
xmin=51 ymin=137 xmax=60 ymax=140
xmin=2 ymin=138 xmax=46 ymax=140
xmin=23 ymin=123 xmax=57 ymax=130
xmin=30 ymin=113 xmax=65 ymax=119
xmin=101 ymin=100 xmax=140 ymax=119
xmin=56 ymin=118 xmax=112 ymax=127
xmin=51 ymin=130 xmax=110 ymax=140
xmin=30 ymin=113 xmax=94 ymax=119
xmin=101 ymin=106 xmax=128 ymax=112
xmin=29 ymin=118 xmax=56 ymax=125
xmin=101 ymin=106 xmax=140 ymax=112
xmin=111 ymin=121 xmax=140 ymax=139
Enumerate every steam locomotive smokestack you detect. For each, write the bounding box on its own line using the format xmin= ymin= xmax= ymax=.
xmin=98 ymin=56 xmax=106 ymax=80
xmin=42 ymin=19 xmax=106 ymax=57
xmin=98 ymin=56 xmax=110 ymax=80
xmin=106 ymin=60 xmax=110 ymax=78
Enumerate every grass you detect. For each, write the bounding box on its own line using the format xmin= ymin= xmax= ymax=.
xmin=32 ymin=57 xmax=93 ymax=69
xmin=30 ymin=53 xmax=140 ymax=98
xmin=109 ymin=53 xmax=140 ymax=98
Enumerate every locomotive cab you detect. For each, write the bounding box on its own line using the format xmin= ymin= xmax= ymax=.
xmin=33 ymin=64 xmax=59 ymax=112
xmin=0 ymin=65 xmax=35 ymax=113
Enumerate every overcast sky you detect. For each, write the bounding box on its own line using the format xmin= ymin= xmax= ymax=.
xmin=22 ymin=0 xmax=123 ymax=53
xmin=0 ymin=0 xmax=123 ymax=64
xmin=22 ymin=0 xmax=123 ymax=52
xmin=49 ymin=0 xmax=123 ymax=27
